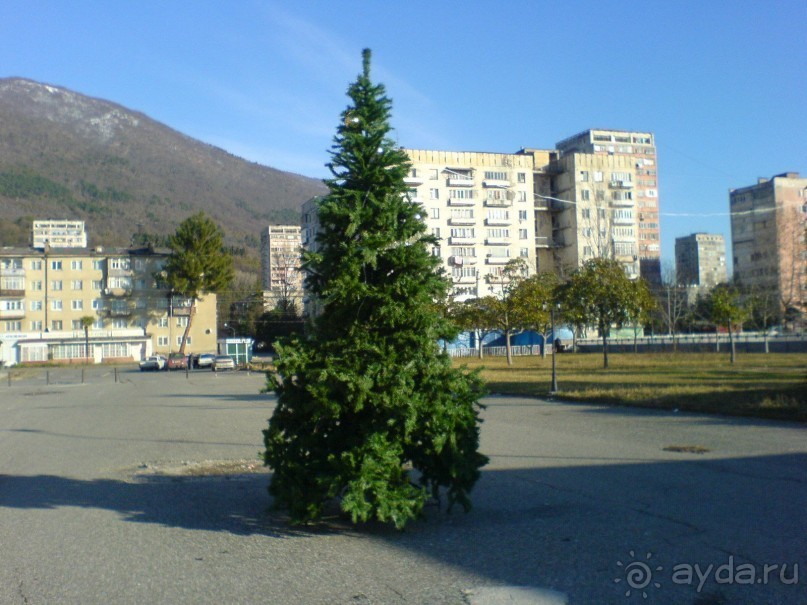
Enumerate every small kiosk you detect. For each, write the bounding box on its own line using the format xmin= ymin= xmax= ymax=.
xmin=216 ymin=337 xmax=254 ymax=367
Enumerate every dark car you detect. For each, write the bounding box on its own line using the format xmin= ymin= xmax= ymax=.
xmin=166 ymin=353 xmax=189 ymax=370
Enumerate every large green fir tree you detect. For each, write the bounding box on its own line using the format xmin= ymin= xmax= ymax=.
xmin=263 ymin=50 xmax=487 ymax=529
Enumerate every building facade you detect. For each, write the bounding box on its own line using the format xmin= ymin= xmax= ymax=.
xmin=730 ymin=172 xmax=807 ymax=320
xmin=299 ymin=129 xmax=661 ymax=310
xmin=403 ymin=149 xmax=538 ymax=300
xmin=31 ymin=219 xmax=88 ymax=249
xmin=554 ymin=129 xmax=661 ymax=284
xmin=0 ymin=244 xmax=217 ymax=366
xmin=259 ymin=225 xmax=303 ymax=312
xmin=674 ymin=233 xmax=727 ymax=302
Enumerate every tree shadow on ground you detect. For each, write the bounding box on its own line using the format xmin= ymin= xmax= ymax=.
xmin=1 ymin=451 xmax=805 ymax=603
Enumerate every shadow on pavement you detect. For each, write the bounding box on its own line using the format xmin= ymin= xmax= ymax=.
xmin=1 ymin=452 xmax=804 ymax=603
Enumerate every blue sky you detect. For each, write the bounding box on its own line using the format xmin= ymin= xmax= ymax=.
xmin=2 ymin=0 xmax=805 ymax=269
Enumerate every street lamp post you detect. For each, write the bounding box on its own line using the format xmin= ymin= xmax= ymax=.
xmin=550 ymin=304 xmax=558 ymax=394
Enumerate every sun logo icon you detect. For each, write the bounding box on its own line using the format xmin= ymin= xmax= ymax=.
xmin=615 ymin=550 xmax=663 ymax=598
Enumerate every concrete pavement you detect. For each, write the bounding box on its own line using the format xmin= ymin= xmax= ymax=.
xmin=0 ymin=368 xmax=804 ymax=604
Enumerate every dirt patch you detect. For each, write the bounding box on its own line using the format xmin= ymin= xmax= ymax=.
xmin=133 ymin=459 xmax=268 ymax=477
xmin=663 ymin=445 xmax=711 ymax=454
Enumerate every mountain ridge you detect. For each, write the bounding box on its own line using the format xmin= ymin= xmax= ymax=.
xmin=0 ymin=77 xmax=327 ymax=261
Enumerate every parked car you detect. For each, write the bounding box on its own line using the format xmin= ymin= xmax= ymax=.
xmin=166 ymin=353 xmax=189 ymax=370
xmin=193 ymin=353 xmax=216 ymax=369
xmin=139 ymin=355 xmax=167 ymax=371
xmin=212 ymin=355 xmax=235 ymax=371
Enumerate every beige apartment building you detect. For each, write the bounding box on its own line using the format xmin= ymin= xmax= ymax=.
xmin=259 ymin=225 xmax=303 ymax=312
xmin=0 ymin=244 xmax=217 ymax=366
xmin=554 ymin=129 xmax=661 ymax=284
xmin=730 ymin=172 xmax=807 ymax=321
xmin=403 ymin=149 xmax=538 ymax=300
xmin=300 ymin=129 xmax=660 ymax=310
xmin=31 ymin=219 xmax=88 ymax=249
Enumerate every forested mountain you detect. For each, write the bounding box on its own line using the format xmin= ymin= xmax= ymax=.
xmin=0 ymin=77 xmax=326 ymax=268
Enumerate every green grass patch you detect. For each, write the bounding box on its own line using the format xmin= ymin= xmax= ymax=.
xmin=454 ymin=352 xmax=807 ymax=421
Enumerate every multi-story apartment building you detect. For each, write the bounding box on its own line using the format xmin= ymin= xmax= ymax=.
xmin=554 ymin=129 xmax=661 ymax=284
xmin=299 ymin=129 xmax=661 ymax=310
xmin=403 ymin=149 xmax=538 ymax=300
xmin=303 ymin=150 xmax=538 ymax=302
xmin=31 ymin=219 xmax=88 ymax=249
xmin=730 ymin=172 xmax=807 ymax=320
xmin=0 ymin=243 xmax=217 ymax=366
xmin=259 ymin=225 xmax=303 ymax=312
xmin=675 ymin=233 xmax=727 ymax=301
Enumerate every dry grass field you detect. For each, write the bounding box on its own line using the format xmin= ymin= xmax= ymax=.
xmin=455 ymin=352 xmax=807 ymax=421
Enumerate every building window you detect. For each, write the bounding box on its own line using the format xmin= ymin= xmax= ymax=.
xmin=93 ymin=280 xmax=104 ymax=290
xmin=484 ymin=171 xmax=508 ymax=181
xmin=581 ymin=190 xmax=590 ymax=201
xmin=50 ymin=260 xmax=62 ymax=271
xmin=517 ymin=173 xmax=526 ymax=183
xmin=30 ymin=280 xmax=43 ymax=291
xmin=583 ymin=246 xmax=593 ymax=256
xmin=112 ymin=319 xmax=128 ymax=329
xmin=581 ymin=208 xmax=591 ymax=219
xmin=429 ymin=188 xmax=439 ymax=200
xmin=520 ymin=248 xmax=529 ymax=257
xmin=580 ymin=171 xmax=589 ymax=182
xmin=519 ymin=229 xmax=528 ymax=240
xmin=72 ymin=300 xmax=84 ymax=311
xmin=51 ymin=299 xmax=63 ymax=311
xmin=430 ymin=207 xmax=440 ymax=219
xmin=92 ymin=299 xmax=104 ymax=310
xmin=158 ymin=316 xmax=169 ymax=328
xmin=5 ymin=320 xmax=22 ymax=332
xmin=93 ymin=260 xmax=104 ymax=270
xmin=71 ymin=280 xmax=83 ymax=290
xmin=432 ymin=227 xmax=441 ymax=238
xmin=31 ymin=260 xmax=43 ymax=270
xmin=158 ymin=336 xmax=169 ymax=346
xmin=429 ymin=169 xmax=438 ymax=180
xmin=50 ymin=280 xmax=63 ymax=291
xmin=594 ymin=171 xmax=603 ymax=182
xmin=177 ymin=336 xmax=191 ymax=346
xmin=51 ymin=320 xmax=63 ymax=331
xmin=31 ymin=300 xmax=43 ymax=311
xmin=71 ymin=260 xmax=83 ymax=270
xmin=518 ymin=210 xmax=528 ymax=220
xmin=30 ymin=320 xmax=43 ymax=331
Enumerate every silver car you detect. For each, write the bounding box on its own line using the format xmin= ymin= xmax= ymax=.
xmin=212 ymin=355 xmax=235 ymax=371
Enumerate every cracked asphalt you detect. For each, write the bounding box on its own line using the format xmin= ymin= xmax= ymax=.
xmin=0 ymin=367 xmax=804 ymax=604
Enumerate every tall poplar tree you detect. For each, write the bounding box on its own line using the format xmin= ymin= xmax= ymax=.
xmin=263 ymin=50 xmax=487 ymax=529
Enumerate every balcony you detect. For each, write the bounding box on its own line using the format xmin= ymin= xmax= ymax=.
xmin=482 ymin=179 xmax=511 ymax=188
xmin=612 ymin=216 xmax=635 ymax=225
xmin=447 ymin=177 xmax=474 ymax=187
xmin=104 ymin=286 xmax=132 ymax=297
xmin=0 ymin=307 xmax=25 ymax=319
xmin=484 ymin=199 xmax=512 ymax=208
xmin=0 ymin=286 xmax=25 ymax=298
xmin=105 ymin=305 xmax=133 ymax=317
xmin=535 ymin=236 xmax=562 ymax=248
xmin=448 ymin=217 xmax=476 ymax=226
xmin=403 ymin=176 xmax=424 ymax=186
xmin=485 ymin=256 xmax=511 ymax=265
xmin=448 ymin=198 xmax=475 ymax=206
xmin=485 ymin=238 xmax=510 ymax=246
xmin=448 ymin=237 xmax=476 ymax=246
xmin=609 ymin=181 xmax=634 ymax=189
xmin=485 ymin=217 xmax=511 ymax=226
xmin=449 ymin=256 xmax=477 ymax=266
xmin=610 ymin=199 xmax=634 ymax=208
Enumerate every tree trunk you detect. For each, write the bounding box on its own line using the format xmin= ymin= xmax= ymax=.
xmin=178 ymin=299 xmax=196 ymax=356
xmin=505 ymin=329 xmax=513 ymax=367
xmin=729 ymin=321 xmax=736 ymax=365
xmin=477 ymin=330 xmax=484 ymax=359
xmin=600 ymin=318 xmax=609 ymax=369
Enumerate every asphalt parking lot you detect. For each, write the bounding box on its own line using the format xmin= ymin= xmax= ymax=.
xmin=0 ymin=368 xmax=804 ymax=604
